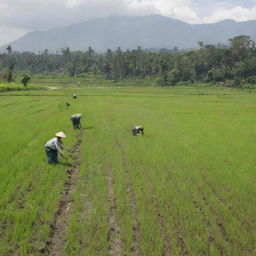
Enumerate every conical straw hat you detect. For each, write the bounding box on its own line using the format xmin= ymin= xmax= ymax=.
xmin=55 ymin=131 xmax=66 ymax=138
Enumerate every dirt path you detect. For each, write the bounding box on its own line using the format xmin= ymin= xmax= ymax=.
xmin=126 ymin=178 xmax=141 ymax=256
xmin=43 ymin=131 xmax=83 ymax=256
xmin=150 ymin=186 xmax=171 ymax=256
xmin=115 ymin=140 xmax=141 ymax=256
xmin=106 ymin=163 xmax=124 ymax=256
xmin=165 ymin=173 xmax=189 ymax=256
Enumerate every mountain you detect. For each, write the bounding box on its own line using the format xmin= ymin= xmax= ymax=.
xmin=2 ymin=15 xmax=256 ymax=53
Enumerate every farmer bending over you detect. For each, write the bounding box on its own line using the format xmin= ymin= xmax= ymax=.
xmin=70 ymin=113 xmax=82 ymax=129
xmin=45 ymin=131 xmax=67 ymax=164
xmin=131 ymin=125 xmax=144 ymax=136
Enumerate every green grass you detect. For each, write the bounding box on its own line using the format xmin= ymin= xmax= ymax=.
xmin=0 ymin=84 xmax=256 ymax=255
xmin=0 ymin=82 xmax=40 ymax=92
xmin=32 ymin=73 xmax=159 ymax=88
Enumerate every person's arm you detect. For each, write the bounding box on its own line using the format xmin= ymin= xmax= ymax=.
xmin=54 ymin=140 xmax=63 ymax=154
xmin=56 ymin=140 xmax=72 ymax=158
xmin=59 ymin=140 xmax=64 ymax=150
xmin=56 ymin=143 xmax=68 ymax=159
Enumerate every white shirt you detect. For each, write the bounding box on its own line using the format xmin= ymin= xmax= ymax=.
xmin=45 ymin=137 xmax=63 ymax=153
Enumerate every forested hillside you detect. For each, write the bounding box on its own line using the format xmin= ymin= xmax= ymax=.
xmin=1 ymin=35 xmax=256 ymax=88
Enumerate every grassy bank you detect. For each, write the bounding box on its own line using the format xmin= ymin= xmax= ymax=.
xmin=0 ymin=82 xmax=41 ymax=92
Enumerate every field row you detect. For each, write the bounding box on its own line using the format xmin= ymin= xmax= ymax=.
xmin=0 ymin=88 xmax=255 ymax=255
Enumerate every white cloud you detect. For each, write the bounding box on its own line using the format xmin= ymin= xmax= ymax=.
xmin=202 ymin=5 xmax=256 ymax=23
xmin=65 ymin=0 xmax=83 ymax=8
xmin=0 ymin=0 xmax=199 ymax=30
xmin=125 ymin=0 xmax=200 ymax=23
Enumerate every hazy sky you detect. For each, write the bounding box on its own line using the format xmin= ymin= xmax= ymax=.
xmin=1 ymin=0 xmax=256 ymax=46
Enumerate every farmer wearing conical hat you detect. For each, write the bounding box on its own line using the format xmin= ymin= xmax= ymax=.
xmin=70 ymin=113 xmax=82 ymax=129
xmin=131 ymin=125 xmax=144 ymax=136
xmin=45 ymin=131 xmax=67 ymax=164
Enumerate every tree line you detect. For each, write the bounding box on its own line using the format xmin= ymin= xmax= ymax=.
xmin=1 ymin=35 xmax=256 ymax=87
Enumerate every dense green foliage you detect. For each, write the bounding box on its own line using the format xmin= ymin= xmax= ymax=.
xmin=21 ymin=74 xmax=31 ymax=87
xmin=0 ymin=85 xmax=255 ymax=255
xmin=1 ymin=36 xmax=256 ymax=88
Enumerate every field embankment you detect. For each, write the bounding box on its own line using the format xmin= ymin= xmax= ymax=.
xmin=0 ymin=82 xmax=42 ymax=92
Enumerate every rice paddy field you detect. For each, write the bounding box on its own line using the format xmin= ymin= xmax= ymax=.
xmin=0 ymin=83 xmax=255 ymax=256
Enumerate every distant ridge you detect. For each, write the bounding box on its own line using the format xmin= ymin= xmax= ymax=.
xmin=1 ymin=15 xmax=256 ymax=52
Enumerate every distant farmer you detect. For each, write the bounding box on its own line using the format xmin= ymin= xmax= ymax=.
xmin=72 ymin=93 xmax=77 ymax=99
xmin=131 ymin=125 xmax=144 ymax=136
xmin=44 ymin=131 xmax=67 ymax=164
xmin=70 ymin=113 xmax=82 ymax=129
xmin=66 ymin=102 xmax=70 ymax=109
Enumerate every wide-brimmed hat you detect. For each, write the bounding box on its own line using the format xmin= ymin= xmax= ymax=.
xmin=55 ymin=131 xmax=66 ymax=138
xmin=76 ymin=113 xmax=82 ymax=118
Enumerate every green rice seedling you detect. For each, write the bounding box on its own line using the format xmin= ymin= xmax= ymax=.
xmin=1 ymin=84 xmax=256 ymax=255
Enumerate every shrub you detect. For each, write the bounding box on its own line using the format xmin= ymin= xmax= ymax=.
xmin=21 ymin=74 xmax=31 ymax=87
